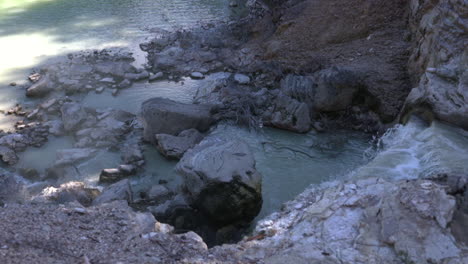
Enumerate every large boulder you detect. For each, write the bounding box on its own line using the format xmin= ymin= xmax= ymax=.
xmin=155 ymin=129 xmax=204 ymax=159
xmin=141 ymin=98 xmax=215 ymax=143
xmin=402 ymin=0 xmax=468 ymax=129
xmin=175 ymin=138 xmax=262 ymax=225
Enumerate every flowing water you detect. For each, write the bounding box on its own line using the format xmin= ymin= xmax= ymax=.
xmin=2 ymin=0 xmax=468 ymax=222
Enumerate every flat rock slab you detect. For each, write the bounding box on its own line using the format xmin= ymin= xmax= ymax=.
xmin=141 ymin=97 xmax=215 ymax=143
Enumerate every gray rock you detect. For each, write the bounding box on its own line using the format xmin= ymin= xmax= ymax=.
xmin=190 ymin=72 xmax=205 ymax=79
xmin=54 ymin=148 xmax=98 ymax=167
xmin=38 ymin=181 xmax=100 ymax=206
xmin=124 ymin=71 xmax=150 ymax=81
xmin=99 ymin=168 xmax=125 ymax=183
xmin=60 ymin=102 xmax=88 ymax=131
xmin=117 ymin=79 xmax=132 ymax=89
xmin=0 ymin=146 xmax=18 ymax=165
xmin=146 ymin=185 xmax=172 ymax=204
xmin=100 ymin=77 xmax=116 ymax=84
xmin=92 ymin=179 xmax=132 ymax=206
xmin=268 ymin=92 xmax=311 ymax=133
xmin=44 ymin=120 xmax=65 ymax=136
xmin=216 ymin=178 xmax=467 ymax=264
xmin=95 ymin=87 xmax=105 ymax=93
xmin=313 ymin=67 xmax=362 ymax=112
xmin=121 ymin=143 xmax=144 ymax=164
xmin=234 ymin=74 xmax=250 ymax=84
xmin=176 ymin=138 xmax=262 ymax=225
xmin=149 ymin=72 xmax=164 ymax=82
xmin=26 ymin=75 xmax=53 ymax=97
xmin=141 ymin=98 xmax=215 ymax=143
xmin=155 ymin=129 xmax=204 ymax=159
xmin=99 ymin=165 xmax=136 ymax=183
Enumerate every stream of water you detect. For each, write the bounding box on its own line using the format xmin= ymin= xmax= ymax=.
xmin=2 ymin=0 xmax=468 ymax=221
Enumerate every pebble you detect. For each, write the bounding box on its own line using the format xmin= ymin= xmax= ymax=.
xmin=100 ymin=77 xmax=115 ymax=84
xmin=234 ymin=73 xmax=250 ymax=84
xmin=73 ymin=207 xmax=87 ymax=214
xmin=190 ymin=72 xmax=205 ymax=79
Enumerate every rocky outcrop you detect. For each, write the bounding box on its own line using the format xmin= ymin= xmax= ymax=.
xmin=402 ymin=0 xmax=468 ymax=129
xmin=209 ymin=177 xmax=468 ymax=264
xmin=176 ymin=138 xmax=262 ymax=225
xmin=155 ymin=129 xmax=204 ymax=159
xmin=141 ymin=98 xmax=215 ymax=143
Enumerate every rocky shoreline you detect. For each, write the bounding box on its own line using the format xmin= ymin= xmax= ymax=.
xmin=0 ymin=0 xmax=467 ymax=263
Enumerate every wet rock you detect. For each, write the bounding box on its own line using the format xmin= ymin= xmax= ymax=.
xmin=37 ymin=182 xmax=100 ymax=206
xmin=0 ymin=173 xmax=25 ymax=203
xmin=99 ymin=168 xmax=125 ymax=183
xmin=100 ymin=77 xmax=116 ymax=84
xmin=124 ymin=71 xmax=149 ymax=81
xmin=0 ymin=133 xmax=28 ymax=152
xmin=94 ymin=60 xmax=136 ymax=79
xmin=17 ymin=168 xmax=41 ymax=181
xmin=117 ymin=79 xmax=132 ymax=89
xmin=74 ymin=109 xmax=133 ymax=148
xmin=0 ymin=146 xmax=18 ymax=165
xmin=26 ymin=75 xmax=53 ymax=97
xmin=146 ymin=185 xmax=172 ymax=204
xmin=141 ymin=98 xmax=215 ymax=143
xmin=54 ymin=148 xmax=98 ymax=167
xmin=233 ymin=73 xmax=250 ymax=84
xmin=44 ymin=120 xmax=65 ymax=136
xmin=92 ymin=179 xmax=132 ymax=206
xmin=95 ymin=87 xmax=105 ymax=93
xmin=121 ymin=143 xmax=144 ymax=164
xmin=99 ymin=165 xmax=136 ymax=183
xmin=176 ymin=138 xmax=262 ymax=225
xmin=149 ymin=72 xmax=164 ymax=82
xmin=155 ymin=129 xmax=204 ymax=159
xmin=60 ymin=102 xmax=88 ymax=131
